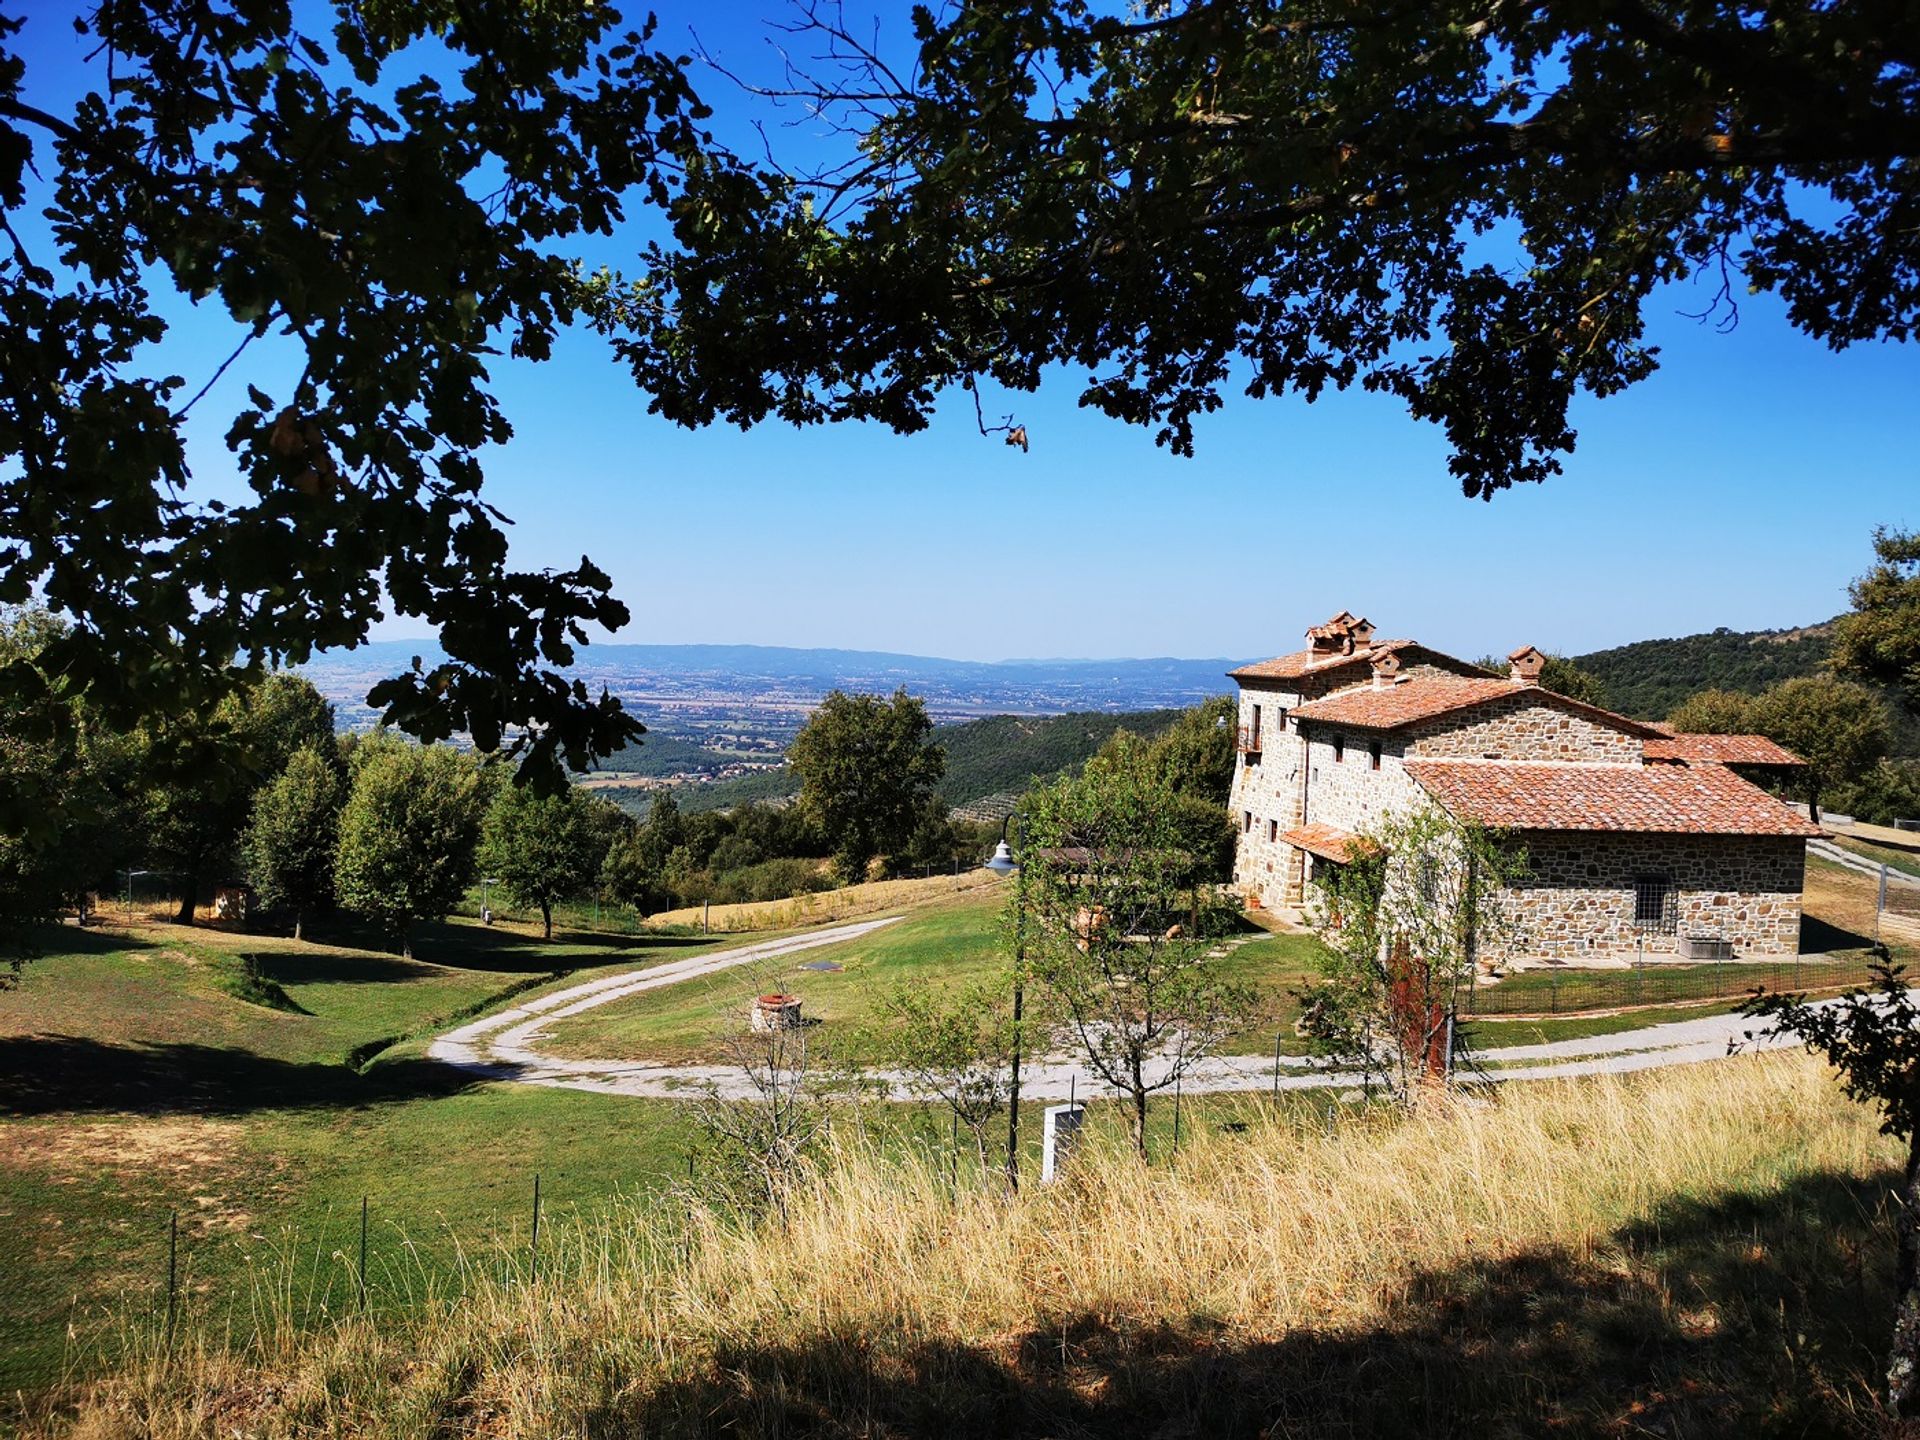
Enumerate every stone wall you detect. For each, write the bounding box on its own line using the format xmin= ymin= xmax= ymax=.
xmin=1495 ymin=832 xmax=1806 ymax=960
xmin=1229 ymin=682 xmax=1307 ymax=908
xmin=1405 ymin=689 xmax=1644 ymax=763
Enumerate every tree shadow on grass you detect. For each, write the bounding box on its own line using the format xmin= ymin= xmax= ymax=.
xmin=589 ymin=1169 xmax=1894 ymax=1439
xmin=292 ymin=918 xmax=718 ymax=975
xmin=0 ymin=1033 xmax=489 ymax=1116
xmin=245 ymin=949 xmax=439 ymax=986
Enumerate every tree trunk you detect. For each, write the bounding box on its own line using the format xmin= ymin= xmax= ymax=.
xmin=293 ymin=910 xmax=304 ymax=943
xmin=1130 ymin=1054 xmax=1150 ymax=1158
xmin=173 ymin=875 xmax=196 ymax=925
xmin=542 ymin=901 xmax=553 ymax=941
xmin=1890 ymin=1131 xmax=1920 ymax=1415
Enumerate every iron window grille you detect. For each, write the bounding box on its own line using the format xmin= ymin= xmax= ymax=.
xmin=1633 ymin=876 xmax=1677 ymax=935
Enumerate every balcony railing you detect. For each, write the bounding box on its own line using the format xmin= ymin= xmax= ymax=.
xmin=1237 ymin=725 xmax=1263 ymax=753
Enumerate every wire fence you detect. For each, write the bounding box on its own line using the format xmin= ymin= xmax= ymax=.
xmin=1464 ymin=949 xmax=1884 ymax=1017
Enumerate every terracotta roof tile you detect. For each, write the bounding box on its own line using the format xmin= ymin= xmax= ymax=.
xmin=1643 ymin=733 xmax=1805 ymax=766
xmin=1287 ymin=677 xmax=1664 ymax=738
xmin=1228 ymin=639 xmax=1418 ymax=681
xmin=1281 ymin=822 xmax=1378 ymax=863
xmin=1404 ymin=759 xmax=1822 ymax=836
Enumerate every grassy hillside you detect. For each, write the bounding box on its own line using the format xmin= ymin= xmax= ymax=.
xmin=28 ymin=1055 xmax=1898 ymax=1437
xmin=1571 ymin=622 xmax=1836 ymax=719
xmin=675 ymin=707 xmax=1191 ymax=815
xmin=0 ymin=917 xmax=750 ymax=1393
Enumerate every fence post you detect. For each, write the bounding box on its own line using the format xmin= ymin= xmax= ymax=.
xmin=358 ymin=1196 xmax=368 ymax=1313
xmin=1272 ymin=1031 xmax=1282 ymax=1106
xmin=1550 ymin=967 xmax=1559 ymax=1015
xmin=165 ymin=1209 xmax=178 ymax=1340
xmin=1172 ymin=1074 xmax=1183 ymax=1156
xmin=530 ymin=1174 xmax=542 ymax=1285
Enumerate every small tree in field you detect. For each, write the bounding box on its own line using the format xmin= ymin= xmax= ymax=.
xmin=690 ymin=1025 xmax=836 ymax=1223
xmin=242 ymin=745 xmax=344 ymax=941
xmin=478 ymin=781 xmax=602 ymax=939
xmin=1021 ymin=756 xmax=1253 ymax=1157
xmin=1745 ymin=968 xmax=1920 ymax=1416
xmin=1304 ymin=804 xmax=1524 ymax=1099
xmin=875 ymin=969 xmax=1022 ymax=1166
xmin=334 ymin=739 xmax=484 ymax=958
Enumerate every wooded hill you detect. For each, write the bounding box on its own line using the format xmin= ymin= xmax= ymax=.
xmin=672 ymin=708 xmax=1189 ymax=815
xmin=1571 ymin=623 xmax=1838 ymax=719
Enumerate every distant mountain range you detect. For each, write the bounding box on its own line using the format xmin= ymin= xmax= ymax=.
xmin=302 ymin=639 xmax=1251 ymax=730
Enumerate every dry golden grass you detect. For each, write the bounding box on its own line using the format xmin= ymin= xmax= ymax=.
xmin=28 ymin=1053 xmax=1900 ymax=1438
xmin=645 ymin=867 xmax=1006 ymax=933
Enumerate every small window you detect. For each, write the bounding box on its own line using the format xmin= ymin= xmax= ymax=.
xmin=1243 ymin=810 xmax=1254 ymax=833
xmin=1332 ymin=734 xmax=1345 ymax=763
xmin=1268 ymin=819 xmax=1278 ymax=843
xmin=1634 ymin=876 xmax=1676 ymax=934
xmin=1250 ymin=703 xmax=1262 ymax=747
xmin=1416 ymin=853 xmax=1441 ymax=904
xmin=1369 ymin=741 xmax=1382 ymax=771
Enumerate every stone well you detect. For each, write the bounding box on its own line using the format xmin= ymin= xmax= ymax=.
xmin=750 ymin=993 xmax=803 ymax=1033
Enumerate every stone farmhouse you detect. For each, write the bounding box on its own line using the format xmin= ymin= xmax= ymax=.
xmin=1227 ymin=612 xmax=1820 ymax=963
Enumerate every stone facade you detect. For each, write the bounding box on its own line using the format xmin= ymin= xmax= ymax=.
xmin=1500 ymin=832 xmax=1805 ymax=960
xmin=1227 ymin=613 xmax=1815 ymax=966
xmin=1402 ymin=690 xmax=1643 ymax=763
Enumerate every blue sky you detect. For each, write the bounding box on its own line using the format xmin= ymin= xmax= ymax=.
xmin=14 ymin=4 xmax=1918 ymax=665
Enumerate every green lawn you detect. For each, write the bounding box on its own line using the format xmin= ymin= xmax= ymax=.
xmin=546 ymin=892 xmax=1011 ymax=1067
xmin=4 ymin=874 xmax=1892 ymax=1403
xmin=0 ymin=916 xmax=741 ymax=1394
xmin=1833 ymin=834 xmax=1920 ymax=880
xmin=1465 ymin=951 xmax=1881 ymax=1018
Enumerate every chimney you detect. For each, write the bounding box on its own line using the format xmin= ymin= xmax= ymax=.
xmin=1307 ymin=610 xmax=1359 ymax=655
xmin=1348 ymin=616 xmax=1376 ymax=649
xmin=1507 ymin=645 xmax=1546 ymax=684
xmin=1370 ymin=648 xmax=1403 ymax=688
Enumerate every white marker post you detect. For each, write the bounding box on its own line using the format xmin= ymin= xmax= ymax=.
xmin=1041 ymin=1103 xmax=1086 ymax=1184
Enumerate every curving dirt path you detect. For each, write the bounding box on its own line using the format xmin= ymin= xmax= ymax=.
xmin=427 ymin=917 xmax=1825 ymax=1102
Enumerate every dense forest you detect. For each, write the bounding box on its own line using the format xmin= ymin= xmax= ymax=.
xmin=1572 ymin=623 xmax=1838 ymax=719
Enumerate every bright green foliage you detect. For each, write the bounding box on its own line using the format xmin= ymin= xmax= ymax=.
xmin=1668 ymin=687 xmax=1759 ymax=734
xmin=0 ymin=607 xmax=138 ymax=958
xmin=1083 ymin=716 xmax=1237 ymax=883
xmin=138 ymin=673 xmax=337 ymax=923
xmin=1829 ymin=760 xmax=1920 ymax=828
xmin=1019 ymin=748 xmax=1253 ymax=1155
xmin=875 ymin=969 xmax=1023 ymax=1162
xmin=479 ymin=782 xmax=606 ymax=939
xmin=616 ymin=1 xmax=1920 ymax=495
xmin=789 ymin=689 xmax=946 ymax=884
xmin=1305 ymin=803 xmax=1526 ymax=1097
xmin=1105 ymin=694 xmax=1238 ymax=806
xmin=334 ymin=739 xmax=485 ymax=956
xmin=242 ymin=746 xmax=345 ymax=940
xmin=1835 ymin=528 xmax=1920 ymax=711
xmin=1749 ymin=676 xmax=1892 ymax=821
xmin=1538 ymin=656 xmax=1609 ymax=709
xmin=0 ymin=2 xmax=707 ymax=797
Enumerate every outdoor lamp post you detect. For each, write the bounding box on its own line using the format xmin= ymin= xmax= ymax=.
xmin=985 ymin=813 xmax=1027 ymax=1190
xmin=480 ymin=876 xmax=498 ymax=925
